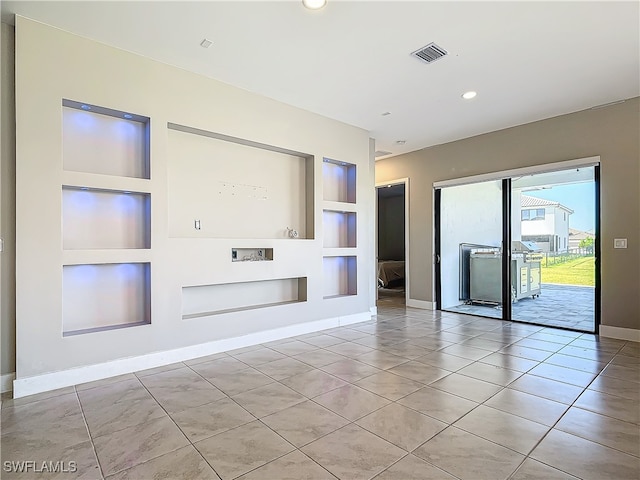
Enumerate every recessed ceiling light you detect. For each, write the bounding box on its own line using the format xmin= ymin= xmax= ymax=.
xmin=302 ymin=0 xmax=327 ymax=10
xmin=395 ymin=140 xmax=406 ymax=145
xmin=200 ymin=38 xmax=213 ymax=49
xmin=462 ymin=91 xmax=477 ymax=100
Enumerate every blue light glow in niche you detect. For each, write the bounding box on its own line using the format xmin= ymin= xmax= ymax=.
xmin=323 ymin=162 xmax=345 ymax=184
xmin=68 ymin=110 xmax=97 ymax=132
xmin=112 ymin=191 xmax=141 ymax=213
xmin=113 ymin=120 xmax=140 ymax=141
xmin=69 ymin=264 xmax=98 ymax=281
xmin=66 ymin=189 xmax=97 ymax=212
xmin=115 ymin=263 xmax=141 ymax=279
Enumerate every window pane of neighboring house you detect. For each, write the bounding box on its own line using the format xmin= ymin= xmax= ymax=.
xmin=521 ymin=210 xmax=530 ymax=220
xmin=535 ymin=208 xmax=545 ymax=220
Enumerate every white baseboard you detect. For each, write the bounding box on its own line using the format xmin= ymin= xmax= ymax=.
xmin=599 ymin=325 xmax=640 ymax=342
xmin=339 ymin=311 xmax=375 ymax=327
xmin=369 ymin=306 xmax=378 ymax=315
xmin=1 ymin=372 xmax=15 ymax=393
xmin=406 ymin=299 xmax=435 ymax=310
xmin=13 ymin=312 xmax=372 ymax=398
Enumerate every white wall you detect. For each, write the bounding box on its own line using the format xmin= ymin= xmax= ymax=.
xmin=14 ymin=17 xmax=373 ymax=392
xmin=440 ymin=181 xmax=502 ymax=308
xmin=521 ymin=207 xmax=552 ymax=236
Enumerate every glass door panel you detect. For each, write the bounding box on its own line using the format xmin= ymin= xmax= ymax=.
xmin=440 ymin=180 xmax=503 ymax=319
xmin=511 ymin=167 xmax=596 ymax=332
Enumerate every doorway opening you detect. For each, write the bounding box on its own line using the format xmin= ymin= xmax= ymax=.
xmin=435 ymin=162 xmax=599 ymax=333
xmin=376 ymin=180 xmax=408 ymax=307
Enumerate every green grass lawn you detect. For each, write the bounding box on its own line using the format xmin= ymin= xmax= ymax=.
xmin=540 ymin=256 xmax=595 ymax=286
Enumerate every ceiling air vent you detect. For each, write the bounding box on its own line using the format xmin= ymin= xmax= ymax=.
xmin=375 ymin=150 xmax=392 ymax=157
xmin=411 ymin=42 xmax=448 ymax=64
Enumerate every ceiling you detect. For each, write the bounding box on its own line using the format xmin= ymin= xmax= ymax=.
xmin=2 ymin=1 xmax=639 ymax=159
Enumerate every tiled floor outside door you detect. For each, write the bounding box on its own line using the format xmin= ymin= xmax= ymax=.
xmin=2 ymin=301 xmax=638 ymax=479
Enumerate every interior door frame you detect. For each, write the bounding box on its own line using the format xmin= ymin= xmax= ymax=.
xmin=433 ymin=157 xmax=601 ymax=332
xmin=375 ymin=178 xmax=410 ymax=305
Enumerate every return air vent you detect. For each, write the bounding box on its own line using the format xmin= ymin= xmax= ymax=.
xmin=375 ymin=150 xmax=392 ymax=157
xmin=411 ymin=42 xmax=448 ymax=64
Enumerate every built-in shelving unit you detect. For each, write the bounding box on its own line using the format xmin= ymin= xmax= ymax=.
xmin=322 ymin=158 xmax=357 ymax=299
xmin=61 ymin=99 xmax=151 ymax=336
xmin=15 ymin=17 xmax=376 ymax=398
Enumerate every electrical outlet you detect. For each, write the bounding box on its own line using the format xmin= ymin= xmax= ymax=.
xmin=194 ymin=220 xmax=201 ymax=230
xmin=258 ymin=249 xmax=263 ymax=257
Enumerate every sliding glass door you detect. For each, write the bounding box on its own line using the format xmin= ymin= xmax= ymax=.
xmin=435 ymin=163 xmax=599 ymax=333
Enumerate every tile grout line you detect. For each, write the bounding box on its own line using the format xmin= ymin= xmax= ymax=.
xmin=122 ymin=372 xmax=224 ymax=480
xmin=73 ymin=385 xmax=105 ymax=480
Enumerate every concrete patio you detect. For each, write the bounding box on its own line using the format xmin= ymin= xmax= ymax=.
xmin=445 ymin=284 xmax=595 ymax=332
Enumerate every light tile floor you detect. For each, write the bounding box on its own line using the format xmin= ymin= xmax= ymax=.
xmin=446 ymin=284 xmax=595 ymax=332
xmin=2 ymin=300 xmax=639 ymax=479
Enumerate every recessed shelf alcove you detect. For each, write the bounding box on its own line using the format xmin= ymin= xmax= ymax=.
xmin=62 ymin=186 xmax=151 ymax=250
xmin=323 ymin=158 xmax=356 ymax=203
xmin=182 ymin=277 xmax=307 ymax=318
xmin=322 ymin=256 xmax=357 ymax=299
xmin=323 ymin=210 xmax=357 ymax=248
xmin=62 ymin=99 xmax=150 ymax=179
xmin=63 ymin=262 xmax=151 ymax=336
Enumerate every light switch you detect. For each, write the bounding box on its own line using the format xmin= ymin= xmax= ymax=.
xmin=614 ymin=238 xmax=627 ymax=249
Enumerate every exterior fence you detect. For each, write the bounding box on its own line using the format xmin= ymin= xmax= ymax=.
xmin=542 ymin=249 xmax=594 ymax=267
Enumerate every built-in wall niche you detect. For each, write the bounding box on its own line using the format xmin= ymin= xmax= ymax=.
xmin=323 ymin=158 xmax=356 ymax=203
xmin=232 ymin=248 xmax=274 ymax=262
xmin=63 ymin=263 xmax=151 ymax=336
xmin=323 ymin=210 xmax=357 ymax=248
xmin=167 ymin=123 xmax=314 ymax=239
xmin=323 ymin=256 xmax=357 ymax=298
xmin=182 ymin=277 xmax=307 ymax=319
xmin=62 ymin=186 xmax=151 ymax=250
xmin=62 ymin=99 xmax=150 ymax=179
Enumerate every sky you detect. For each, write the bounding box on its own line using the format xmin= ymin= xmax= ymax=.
xmin=527 ymin=182 xmax=595 ymax=232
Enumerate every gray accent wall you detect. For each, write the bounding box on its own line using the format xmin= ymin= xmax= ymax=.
xmin=376 ymin=97 xmax=640 ymax=332
xmin=1 ymin=23 xmax=16 ymax=376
